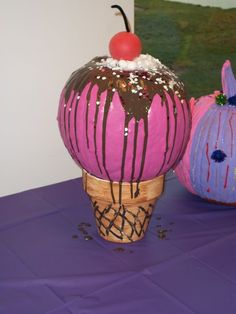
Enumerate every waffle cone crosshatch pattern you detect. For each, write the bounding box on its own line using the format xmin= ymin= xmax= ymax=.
xmin=83 ymin=171 xmax=164 ymax=243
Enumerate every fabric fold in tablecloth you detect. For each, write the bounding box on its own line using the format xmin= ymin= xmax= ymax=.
xmin=0 ymin=174 xmax=236 ymax=314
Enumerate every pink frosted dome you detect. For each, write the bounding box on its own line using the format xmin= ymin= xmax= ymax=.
xmin=175 ymin=60 xmax=236 ymax=205
xmin=58 ymin=56 xmax=191 ymax=189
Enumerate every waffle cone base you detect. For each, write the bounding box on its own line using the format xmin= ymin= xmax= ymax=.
xmin=83 ymin=171 xmax=164 ymax=243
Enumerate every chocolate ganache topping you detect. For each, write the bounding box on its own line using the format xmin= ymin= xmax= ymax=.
xmin=62 ymin=56 xmax=188 ymax=202
xmin=64 ymin=56 xmax=186 ymax=121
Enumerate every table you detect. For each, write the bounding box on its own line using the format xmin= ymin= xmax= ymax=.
xmin=0 ymin=174 xmax=236 ymax=314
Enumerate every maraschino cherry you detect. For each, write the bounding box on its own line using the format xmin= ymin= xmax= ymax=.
xmin=109 ymin=5 xmax=142 ymax=61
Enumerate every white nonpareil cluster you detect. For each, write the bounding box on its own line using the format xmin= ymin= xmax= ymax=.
xmin=101 ymin=54 xmax=164 ymax=72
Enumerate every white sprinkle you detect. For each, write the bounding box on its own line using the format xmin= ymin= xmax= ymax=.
xmin=181 ymin=99 xmax=185 ymax=104
xmin=69 ymin=108 xmax=72 ymax=111
xmin=113 ymin=72 xmax=116 ymax=75
xmin=96 ymin=76 xmax=101 ymax=79
xmin=125 ymin=127 xmax=128 ymax=131
xmin=155 ymin=77 xmax=165 ymax=84
xmin=139 ymin=92 xmax=143 ymax=96
xmin=169 ymin=80 xmax=175 ymax=89
xmin=77 ymin=96 xmax=80 ymax=99
xmin=96 ymin=101 xmax=100 ymax=105
xmin=128 ymin=72 xmax=139 ymax=84
xmin=131 ymin=89 xmax=137 ymax=94
xmin=102 ymin=77 xmax=106 ymax=80
xmin=112 ymin=88 xmax=116 ymax=92
xmin=163 ymin=85 xmax=168 ymax=91
xmin=116 ymin=74 xmax=120 ymax=78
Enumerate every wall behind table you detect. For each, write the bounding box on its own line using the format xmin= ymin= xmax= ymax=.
xmin=0 ymin=0 xmax=134 ymax=196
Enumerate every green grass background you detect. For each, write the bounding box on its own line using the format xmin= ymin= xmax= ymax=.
xmin=135 ymin=0 xmax=236 ymax=98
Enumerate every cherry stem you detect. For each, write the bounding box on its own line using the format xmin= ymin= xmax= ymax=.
xmin=111 ymin=5 xmax=130 ymax=32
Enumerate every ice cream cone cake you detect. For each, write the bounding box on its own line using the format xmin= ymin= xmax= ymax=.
xmin=57 ymin=5 xmax=191 ymax=242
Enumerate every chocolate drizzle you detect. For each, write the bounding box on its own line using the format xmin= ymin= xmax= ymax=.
xmin=130 ymin=120 xmax=139 ymax=198
xmin=74 ymin=97 xmax=80 ymax=153
xmin=67 ymin=93 xmax=77 ymax=159
xmin=63 ymin=92 xmax=75 ymax=159
xmin=93 ymin=94 xmax=102 ymax=174
xmin=119 ymin=116 xmax=129 ymax=204
xmin=167 ymin=98 xmax=177 ymax=164
xmin=156 ymin=95 xmax=170 ymax=176
xmin=85 ymin=87 xmax=92 ymax=149
xmin=101 ymin=90 xmax=116 ymax=203
xmin=61 ymin=56 xmax=187 ymax=204
xmin=135 ymin=117 xmax=148 ymax=197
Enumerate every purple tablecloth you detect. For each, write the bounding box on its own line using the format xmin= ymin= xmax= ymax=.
xmin=0 ymin=174 xmax=236 ymax=314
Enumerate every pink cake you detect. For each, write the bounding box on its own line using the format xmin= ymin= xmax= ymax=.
xmin=58 ymin=55 xmax=191 ymax=194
